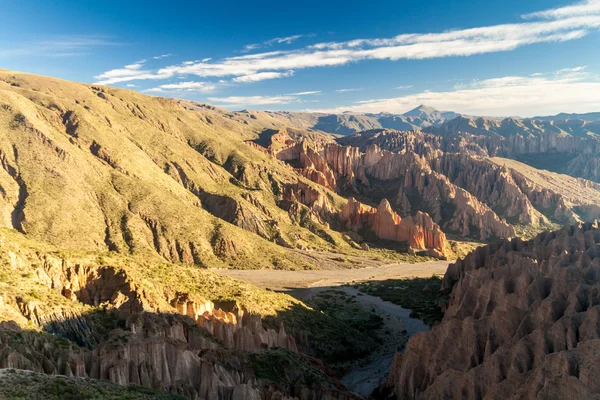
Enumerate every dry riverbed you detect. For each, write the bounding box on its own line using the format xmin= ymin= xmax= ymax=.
xmin=213 ymin=260 xmax=451 ymax=397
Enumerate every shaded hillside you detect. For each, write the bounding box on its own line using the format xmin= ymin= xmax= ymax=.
xmin=387 ymin=222 xmax=600 ymax=399
xmin=533 ymin=111 xmax=600 ymax=122
xmin=423 ymin=115 xmax=600 ymax=183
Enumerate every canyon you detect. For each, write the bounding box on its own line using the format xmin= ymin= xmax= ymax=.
xmin=1 ymin=70 xmax=600 ymax=399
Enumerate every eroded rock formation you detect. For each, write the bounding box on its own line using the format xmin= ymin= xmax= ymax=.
xmin=387 ymin=222 xmax=600 ymax=399
xmin=341 ymin=198 xmax=446 ymax=258
xmin=0 ymin=238 xmax=360 ymax=400
xmin=279 ymin=141 xmax=515 ymax=242
xmin=337 ymin=130 xmax=600 ymax=228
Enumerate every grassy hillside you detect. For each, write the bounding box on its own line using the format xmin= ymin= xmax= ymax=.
xmin=0 ymin=70 xmax=364 ymax=270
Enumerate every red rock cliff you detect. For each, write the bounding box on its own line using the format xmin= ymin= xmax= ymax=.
xmin=340 ymin=197 xmax=446 ymax=258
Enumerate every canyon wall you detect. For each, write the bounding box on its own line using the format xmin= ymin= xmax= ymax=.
xmin=388 ymin=222 xmax=600 ymax=399
xmin=279 ymin=141 xmax=515 ymax=242
xmin=338 ymin=130 xmax=600 ymax=227
xmin=0 ymin=235 xmax=357 ymax=400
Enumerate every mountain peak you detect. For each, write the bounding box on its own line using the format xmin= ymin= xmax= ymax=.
xmin=404 ymin=104 xmax=439 ymax=117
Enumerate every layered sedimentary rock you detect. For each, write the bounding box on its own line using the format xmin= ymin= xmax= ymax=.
xmin=388 ymin=222 xmax=600 ymax=399
xmin=0 ymin=314 xmax=353 ymax=400
xmin=279 ymin=141 xmax=515 ymax=241
xmin=338 ymin=130 xmax=600 ymax=227
xmin=428 ymin=116 xmax=600 ymax=140
xmin=282 ymin=180 xmax=336 ymax=218
xmin=281 ymin=179 xmax=446 ymax=256
xmin=340 ymin=198 xmax=446 ymax=258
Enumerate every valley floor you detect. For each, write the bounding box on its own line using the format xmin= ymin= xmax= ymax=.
xmin=212 ymin=259 xmax=450 ymax=292
xmin=214 ymin=259 xmax=450 ymax=396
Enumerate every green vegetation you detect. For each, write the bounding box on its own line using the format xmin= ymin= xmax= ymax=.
xmin=308 ymin=289 xmax=384 ymax=334
xmin=514 ymin=221 xmax=561 ymax=240
xmin=0 ymin=370 xmax=186 ymax=400
xmin=248 ymin=349 xmax=334 ymax=387
xmin=355 ymin=276 xmax=451 ymax=327
xmin=264 ymin=301 xmax=379 ymax=366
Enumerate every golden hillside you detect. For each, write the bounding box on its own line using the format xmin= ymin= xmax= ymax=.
xmin=0 ymin=70 xmax=360 ymax=270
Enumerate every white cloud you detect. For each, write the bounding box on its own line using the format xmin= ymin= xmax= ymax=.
xmin=396 ymin=85 xmax=413 ymax=89
xmin=94 ymin=2 xmax=600 ymax=88
xmin=241 ymin=34 xmax=308 ymax=53
xmin=201 ymin=58 xmax=212 ymax=62
xmin=232 ymin=70 xmax=294 ymax=83
xmin=336 ymin=88 xmax=364 ymax=93
xmin=555 ymin=65 xmax=587 ymax=74
xmin=94 ymin=59 xmax=174 ymax=84
xmin=522 ymin=0 xmax=600 ymax=20
xmin=0 ymin=35 xmax=119 ymax=58
xmin=145 ymin=81 xmax=216 ymax=93
xmin=264 ymin=35 xmax=305 ymax=45
xmin=208 ymin=95 xmax=299 ymax=106
xmin=316 ymin=68 xmax=600 ymax=117
xmin=287 ymin=91 xmax=321 ymax=95
xmin=126 ymin=84 xmax=136 ymax=87
xmin=153 ymin=53 xmax=172 ymax=59
xmin=241 ymin=44 xmax=261 ymax=53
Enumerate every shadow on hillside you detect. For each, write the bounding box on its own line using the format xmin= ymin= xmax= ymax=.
xmin=346 ymin=276 xmax=451 ymax=327
xmin=1 ymin=304 xmax=368 ymax=398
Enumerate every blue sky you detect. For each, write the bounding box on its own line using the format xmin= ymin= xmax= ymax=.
xmin=1 ymin=0 xmax=600 ymax=116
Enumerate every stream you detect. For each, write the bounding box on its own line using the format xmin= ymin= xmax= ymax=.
xmin=337 ymin=287 xmax=429 ymax=397
xmin=213 ymin=261 xmax=447 ymax=398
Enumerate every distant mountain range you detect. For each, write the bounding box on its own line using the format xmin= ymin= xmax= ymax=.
xmin=259 ymin=105 xmax=600 ymax=136
xmin=261 ymin=105 xmax=460 ymax=135
xmin=426 ymin=116 xmax=600 ymax=138
xmin=532 ymin=111 xmax=600 ymax=122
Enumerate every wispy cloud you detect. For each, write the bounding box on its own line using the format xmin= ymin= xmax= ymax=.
xmin=396 ymin=85 xmax=413 ymax=89
xmin=241 ymin=44 xmax=261 ymax=53
xmin=145 ymin=81 xmax=216 ymax=93
xmin=208 ymin=95 xmax=299 ymax=107
xmin=232 ymin=70 xmax=294 ymax=83
xmin=264 ymin=35 xmax=306 ymax=45
xmin=241 ymin=34 xmax=310 ymax=53
xmin=153 ymin=53 xmax=172 ymax=59
xmin=208 ymin=89 xmax=321 ymax=107
xmin=0 ymin=35 xmax=119 ymax=58
xmin=94 ymin=2 xmax=600 ymax=88
xmin=287 ymin=91 xmax=321 ymax=95
xmin=316 ymin=66 xmax=600 ymax=117
xmin=522 ymin=0 xmax=600 ymax=19
xmin=336 ymin=88 xmax=364 ymax=93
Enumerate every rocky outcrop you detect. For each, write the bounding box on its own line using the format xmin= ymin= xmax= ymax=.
xmin=0 ymin=234 xmax=359 ymax=400
xmin=282 ymin=180 xmax=336 ymax=219
xmin=281 ymin=142 xmax=515 ymax=241
xmin=428 ymin=116 xmax=600 ymax=141
xmin=387 ymin=222 xmax=600 ymax=399
xmin=0 ymin=313 xmax=356 ymax=400
xmin=340 ymin=198 xmax=446 ymax=258
xmin=337 ymin=130 xmax=600 ymax=227
xmin=428 ymin=153 xmax=549 ymax=225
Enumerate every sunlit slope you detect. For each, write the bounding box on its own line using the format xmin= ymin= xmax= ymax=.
xmin=0 ymin=70 xmax=351 ymax=270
